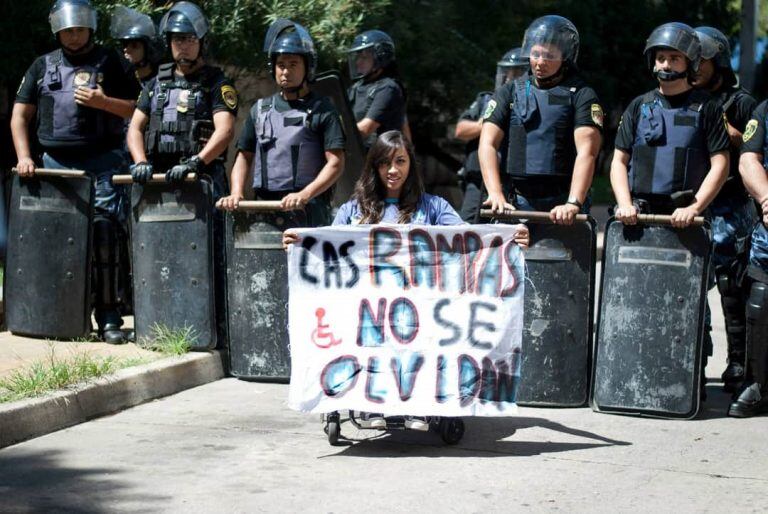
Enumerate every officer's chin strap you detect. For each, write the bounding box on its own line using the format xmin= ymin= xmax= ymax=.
xmin=281 ymin=76 xmax=308 ymax=96
xmin=654 ymin=69 xmax=688 ymax=82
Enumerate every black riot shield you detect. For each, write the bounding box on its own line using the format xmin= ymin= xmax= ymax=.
xmin=225 ymin=203 xmax=305 ymax=381
xmin=130 ymin=178 xmax=216 ymax=350
xmin=480 ymin=210 xmax=596 ymax=406
xmin=592 ymin=218 xmax=711 ymax=419
xmin=311 ymin=70 xmax=365 ymax=206
xmin=5 ymin=172 xmax=93 ymax=338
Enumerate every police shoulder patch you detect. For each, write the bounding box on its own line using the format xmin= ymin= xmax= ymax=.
xmin=743 ymin=119 xmax=758 ymax=142
xmin=221 ymin=84 xmax=238 ymax=110
xmin=591 ymin=104 xmax=604 ymax=128
xmin=482 ymin=99 xmax=497 ymax=120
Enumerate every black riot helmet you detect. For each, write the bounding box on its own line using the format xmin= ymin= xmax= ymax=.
xmin=49 ymin=0 xmax=97 ymax=34
xmin=159 ymin=1 xmax=209 ymax=64
xmin=644 ymin=22 xmax=701 ymax=82
xmin=264 ymin=19 xmax=318 ymax=83
xmin=694 ymin=26 xmax=736 ymax=85
xmin=521 ymin=15 xmax=579 ymax=66
xmin=347 ymin=30 xmax=396 ymax=80
xmin=159 ymin=1 xmax=209 ymax=38
xmin=110 ymin=5 xmax=164 ymax=67
xmin=496 ymin=47 xmax=528 ymax=88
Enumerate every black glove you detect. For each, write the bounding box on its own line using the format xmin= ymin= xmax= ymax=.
xmin=166 ymin=155 xmax=202 ymax=184
xmin=131 ymin=161 xmax=153 ymax=184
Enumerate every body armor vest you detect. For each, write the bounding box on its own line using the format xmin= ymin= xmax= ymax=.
xmin=505 ymin=78 xmax=577 ymax=178
xmin=251 ymin=94 xmax=326 ymax=192
xmin=37 ymin=48 xmax=123 ymax=147
xmin=629 ymin=90 xmax=709 ymax=196
xmin=144 ymin=63 xmax=215 ymax=160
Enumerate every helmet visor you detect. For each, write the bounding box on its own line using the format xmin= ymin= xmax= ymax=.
xmin=110 ymin=5 xmax=155 ymax=40
xmin=50 ymin=3 xmax=97 ymax=33
xmin=348 ymin=47 xmax=375 ymax=80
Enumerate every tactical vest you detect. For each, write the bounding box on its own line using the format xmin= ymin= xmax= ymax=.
xmin=628 ymin=90 xmax=709 ymax=196
xmin=463 ymin=92 xmax=493 ymax=175
xmin=250 ymin=94 xmax=326 ymax=192
xmin=144 ymin=63 xmax=215 ymax=159
xmin=505 ymin=78 xmax=577 ymax=178
xmin=37 ymin=48 xmax=124 ymax=146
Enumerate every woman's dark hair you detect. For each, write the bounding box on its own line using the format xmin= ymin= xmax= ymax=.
xmin=353 ymin=130 xmax=423 ymax=224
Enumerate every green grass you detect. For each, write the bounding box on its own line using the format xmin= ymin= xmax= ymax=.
xmin=0 ymin=347 xmax=123 ymax=403
xmin=0 ymin=322 xmax=196 ymax=404
xmin=137 ymin=324 xmax=195 ymax=356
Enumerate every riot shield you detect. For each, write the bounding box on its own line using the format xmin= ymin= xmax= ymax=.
xmin=127 ymin=175 xmax=216 ymax=350
xmin=311 ymin=70 xmax=365 ymax=206
xmin=592 ymin=216 xmax=710 ymax=419
xmin=481 ymin=210 xmax=596 ymax=407
xmin=5 ymin=170 xmax=93 ymax=339
xmin=225 ymin=201 xmax=305 ymax=381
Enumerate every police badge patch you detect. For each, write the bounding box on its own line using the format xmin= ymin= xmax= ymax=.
xmin=74 ymin=71 xmax=91 ymax=87
xmin=221 ymin=85 xmax=238 ymax=110
xmin=177 ymin=90 xmax=191 ymax=113
xmin=591 ymin=104 xmax=604 ymax=128
xmin=482 ymin=99 xmax=497 ymax=120
xmin=743 ymin=119 xmax=758 ymax=142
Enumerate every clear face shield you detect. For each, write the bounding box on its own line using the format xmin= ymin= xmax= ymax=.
xmin=495 ymin=65 xmax=527 ymax=89
xmin=348 ymin=47 xmax=375 ymax=80
xmin=49 ymin=3 xmax=97 ymax=34
xmin=110 ymin=5 xmax=155 ymax=40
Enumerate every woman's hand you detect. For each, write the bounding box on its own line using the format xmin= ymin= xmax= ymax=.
xmin=514 ymin=224 xmax=530 ymax=250
xmin=283 ymin=229 xmax=300 ymax=250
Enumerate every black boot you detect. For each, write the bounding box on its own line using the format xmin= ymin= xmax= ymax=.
xmin=728 ymin=383 xmax=768 ymax=417
xmin=101 ymin=323 xmax=126 ymax=345
xmin=729 ymin=281 xmax=768 ymax=417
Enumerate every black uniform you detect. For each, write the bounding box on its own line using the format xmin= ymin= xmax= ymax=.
xmin=615 ymin=88 xmax=730 ymax=212
xmin=15 ymin=44 xmax=138 ymax=334
xmin=349 ymin=76 xmax=405 ymax=149
xmin=483 ymin=70 xmax=602 ymax=211
xmin=457 ymin=91 xmax=493 ymax=222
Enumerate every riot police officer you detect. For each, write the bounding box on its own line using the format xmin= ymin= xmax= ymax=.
xmin=216 ymin=20 xmax=345 ymax=226
xmin=734 ymin=98 xmax=768 ymax=417
xmin=346 ymin=30 xmax=410 ymax=150
xmin=110 ymin=4 xmax=164 ymax=88
xmin=479 ymin=16 xmax=603 ymax=224
xmin=454 ymin=47 xmax=527 ymax=222
xmin=126 ymin=1 xmax=237 ymax=193
xmin=611 ymin=22 xmax=729 ymax=227
xmin=10 ymin=0 xmax=138 ymax=343
xmin=126 ymin=1 xmax=237 ymax=346
xmin=692 ymin=26 xmax=758 ymax=393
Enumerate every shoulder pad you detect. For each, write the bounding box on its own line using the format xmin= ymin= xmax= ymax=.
xmin=157 ymin=63 xmax=175 ymax=81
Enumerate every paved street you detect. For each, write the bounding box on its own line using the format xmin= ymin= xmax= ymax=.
xmin=1 ymin=290 xmax=766 ymax=513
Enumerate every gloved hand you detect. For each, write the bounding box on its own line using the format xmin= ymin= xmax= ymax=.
xmin=166 ymin=155 xmax=202 ymax=184
xmin=131 ymin=161 xmax=153 ymax=184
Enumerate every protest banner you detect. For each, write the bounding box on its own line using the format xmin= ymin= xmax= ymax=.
xmin=287 ymin=224 xmax=525 ymax=416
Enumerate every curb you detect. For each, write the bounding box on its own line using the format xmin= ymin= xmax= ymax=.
xmin=0 ymin=350 xmax=225 ymax=449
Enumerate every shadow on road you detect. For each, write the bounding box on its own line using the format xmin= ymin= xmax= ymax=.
xmin=0 ymin=448 xmax=169 ymax=513
xmin=325 ymin=414 xmax=631 ymax=458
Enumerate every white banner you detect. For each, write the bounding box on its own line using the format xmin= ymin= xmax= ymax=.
xmin=287 ymin=224 xmax=525 ymax=416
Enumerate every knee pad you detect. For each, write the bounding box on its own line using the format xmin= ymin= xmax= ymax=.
xmin=746 ymin=281 xmax=768 ymax=324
